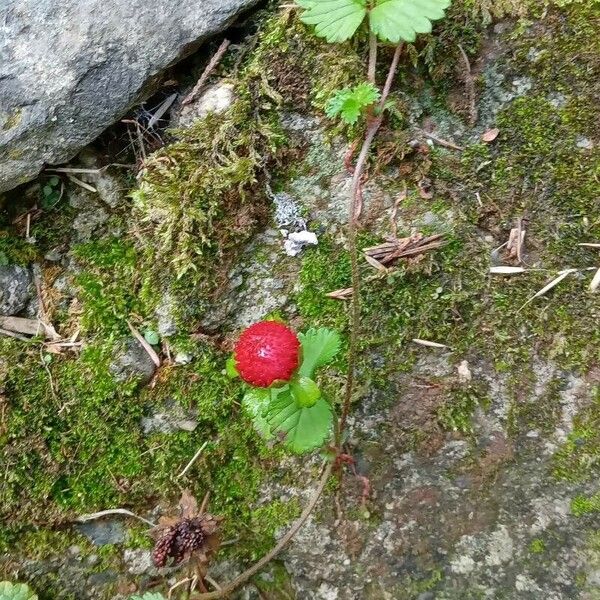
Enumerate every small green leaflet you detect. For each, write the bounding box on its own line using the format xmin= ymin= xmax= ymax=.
xmin=0 ymin=582 xmax=38 ymax=600
xmin=297 ymin=0 xmax=366 ymax=43
xmin=370 ymin=0 xmax=451 ymax=43
xmin=129 ymin=594 xmax=166 ymax=600
xmin=290 ymin=376 xmax=321 ymax=407
xmin=297 ymin=0 xmax=450 ymax=43
xmin=225 ymin=356 xmax=239 ymax=379
xmin=242 ymin=388 xmax=272 ymax=439
xmin=326 ymin=83 xmax=380 ymax=125
xmin=266 ymin=389 xmax=333 ymax=453
xmin=298 ymin=327 xmax=341 ymax=378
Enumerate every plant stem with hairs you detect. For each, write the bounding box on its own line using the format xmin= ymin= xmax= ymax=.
xmin=337 ymin=42 xmax=404 ymax=447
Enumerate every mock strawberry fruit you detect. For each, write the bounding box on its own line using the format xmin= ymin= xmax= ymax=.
xmin=234 ymin=321 xmax=300 ymax=387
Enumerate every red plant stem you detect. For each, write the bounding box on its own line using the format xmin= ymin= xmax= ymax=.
xmin=367 ymin=32 xmax=377 ymax=84
xmin=337 ymin=42 xmax=404 ymax=445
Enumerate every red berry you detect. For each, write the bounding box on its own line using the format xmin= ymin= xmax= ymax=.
xmin=234 ymin=321 xmax=300 ymax=387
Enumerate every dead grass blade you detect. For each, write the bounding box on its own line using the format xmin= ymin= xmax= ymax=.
xmin=67 ymin=173 xmax=97 ymax=192
xmin=579 ymin=243 xmax=600 ymax=248
xmin=590 ymin=267 xmax=600 ymax=292
xmin=490 ymin=266 xmax=526 ymax=274
xmin=364 ymin=254 xmax=388 ymax=273
xmin=412 ymin=338 xmax=450 ymax=349
xmin=182 ymin=39 xmax=231 ymax=106
xmin=76 ymin=508 xmax=155 ymax=528
xmin=519 ymin=269 xmax=577 ymax=311
xmin=127 ymin=320 xmax=161 ymax=367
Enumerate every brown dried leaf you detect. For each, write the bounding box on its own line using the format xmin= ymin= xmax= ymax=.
xmin=481 ymin=128 xmax=500 ymax=143
xmin=179 ymin=489 xmax=199 ymax=519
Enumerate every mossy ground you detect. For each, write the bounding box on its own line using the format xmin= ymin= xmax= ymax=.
xmin=1 ymin=1 xmax=599 ymax=598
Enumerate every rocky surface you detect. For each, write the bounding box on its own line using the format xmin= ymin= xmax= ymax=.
xmin=109 ymin=337 xmax=157 ymax=385
xmin=0 ymin=264 xmax=32 ymax=316
xmin=0 ymin=0 xmax=259 ymax=192
xmin=1 ymin=3 xmax=599 ymax=600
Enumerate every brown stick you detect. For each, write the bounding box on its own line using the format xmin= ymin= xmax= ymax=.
xmin=193 ymin=460 xmax=333 ymax=599
xmin=457 ymin=44 xmax=477 ymax=126
xmin=182 ymin=39 xmax=231 ymax=106
xmin=338 ymin=43 xmax=404 ymax=442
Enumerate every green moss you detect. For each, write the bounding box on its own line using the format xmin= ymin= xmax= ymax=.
xmin=571 ymin=493 xmax=600 ymax=517
xmin=529 ymin=538 xmax=546 ymax=554
xmin=73 ymin=238 xmax=143 ymax=334
xmin=296 ymin=238 xmax=351 ymax=332
xmin=438 ymin=384 xmax=489 ymax=435
xmin=553 ymin=388 xmax=600 ymax=482
xmin=247 ymin=498 xmax=301 ymax=559
xmin=2 ymin=108 xmax=23 ymax=130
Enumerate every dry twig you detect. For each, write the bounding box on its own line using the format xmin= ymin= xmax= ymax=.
xmin=182 ymin=39 xmax=231 ymax=106
xmin=363 ymin=233 xmax=446 ymax=266
xmin=193 ymin=459 xmax=333 ymax=600
xmin=458 ymin=44 xmax=477 ymax=125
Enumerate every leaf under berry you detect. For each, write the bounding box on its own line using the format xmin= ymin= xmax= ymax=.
xmin=290 ymin=376 xmax=321 ymax=407
xmin=298 ymin=328 xmax=342 ymax=378
xmin=266 ymin=388 xmax=333 ymax=453
xmin=242 ymin=388 xmax=272 ymax=439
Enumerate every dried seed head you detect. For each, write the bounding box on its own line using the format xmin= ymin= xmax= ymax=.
xmin=152 ymin=517 xmax=207 ymax=568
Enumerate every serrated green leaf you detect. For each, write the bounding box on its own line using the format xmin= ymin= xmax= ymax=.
xmin=290 ymin=376 xmax=321 ymax=407
xmin=0 ymin=581 xmax=38 ymax=600
xmin=370 ymin=0 xmax=451 ymax=43
xmin=266 ymin=389 xmax=333 ymax=453
xmin=242 ymin=388 xmax=272 ymax=439
xmin=298 ymin=0 xmax=367 ymax=42
xmin=325 ymin=82 xmax=380 ymax=124
xmin=298 ymin=328 xmax=342 ymax=378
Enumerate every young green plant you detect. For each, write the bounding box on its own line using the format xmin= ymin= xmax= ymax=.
xmin=229 ymin=321 xmax=341 ymax=453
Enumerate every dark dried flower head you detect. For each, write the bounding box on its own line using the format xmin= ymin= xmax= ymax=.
xmin=152 ymin=514 xmax=221 ymax=568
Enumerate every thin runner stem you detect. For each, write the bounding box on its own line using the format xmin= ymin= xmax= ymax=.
xmin=193 ymin=460 xmax=333 ymax=599
xmin=338 ymin=43 xmax=404 ymax=444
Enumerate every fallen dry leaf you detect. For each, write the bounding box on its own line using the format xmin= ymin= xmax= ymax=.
xmin=590 ymin=267 xmax=600 ymax=292
xmin=481 ymin=128 xmax=500 ymax=143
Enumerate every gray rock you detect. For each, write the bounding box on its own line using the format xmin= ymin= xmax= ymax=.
xmin=110 ymin=338 xmax=156 ymax=385
xmin=0 ymin=264 xmax=33 ymax=315
xmin=140 ymin=399 xmax=198 ymax=434
xmin=76 ymin=519 xmax=125 ymax=546
xmin=0 ymin=0 xmax=260 ymax=192
xmin=175 ymin=80 xmax=236 ymax=128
